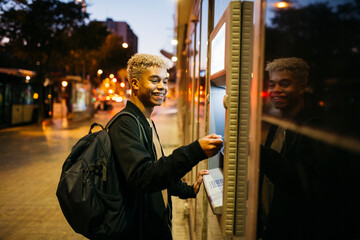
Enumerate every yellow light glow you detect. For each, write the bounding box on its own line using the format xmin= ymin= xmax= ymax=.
xmin=97 ymin=69 xmax=103 ymax=75
xmin=33 ymin=93 xmax=39 ymax=99
xmin=109 ymin=74 xmax=114 ymax=79
xmin=48 ymin=94 xmax=52 ymax=99
xmin=109 ymin=89 xmax=114 ymax=94
xmin=115 ymin=96 xmax=123 ymax=102
xmin=120 ymin=82 xmax=125 ymax=88
xmin=112 ymin=78 xmax=117 ymax=83
xmin=171 ymin=56 xmax=178 ymax=62
xmin=105 ymin=96 xmax=110 ymax=101
xmin=105 ymin=83 xmax=110 ymax=88
xmin=275 ymin=1 xmax=289 ymax=8
xmin=122 ymin=43 xmax=128 ymax=48
xmin=62 ymin=81 xmax=68 ymax=87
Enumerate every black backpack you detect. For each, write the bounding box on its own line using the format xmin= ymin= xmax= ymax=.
xmin=56 ymin=111 xmax=146 ymax=239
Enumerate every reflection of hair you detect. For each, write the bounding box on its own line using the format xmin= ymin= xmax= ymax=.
xmin=265 ymin=57 xmax=310 ymax=84
xmin=127 ymin=53 xmax=172 ymax=81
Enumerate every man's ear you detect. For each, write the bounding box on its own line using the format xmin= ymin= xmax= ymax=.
xmin=299 ymin=82 xmax=306 ymax=94
xmin=131 ymin=78 xmax=139 ymax=94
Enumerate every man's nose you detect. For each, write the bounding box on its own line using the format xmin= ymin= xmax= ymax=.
xmin=157 ymin=81 xmax=166 ymax=89
xmin=272 ymin=83 xmax=282 ymax=92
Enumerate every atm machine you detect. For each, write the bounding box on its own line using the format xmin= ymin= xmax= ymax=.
xmin=203 ymin=1 xmax=253 ymax=237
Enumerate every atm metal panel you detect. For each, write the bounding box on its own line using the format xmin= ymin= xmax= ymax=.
xmin=221 ymin=1 xmax=241 ymax=236
xmin=235 ymin=1 xmax=254 ymax=237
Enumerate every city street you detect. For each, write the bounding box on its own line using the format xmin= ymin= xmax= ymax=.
xmin=0 ymin=100 xmax=190 ymax=240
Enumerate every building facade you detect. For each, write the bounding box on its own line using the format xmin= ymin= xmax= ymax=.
xmin=104 ymin=18 xmax=138 ymax=55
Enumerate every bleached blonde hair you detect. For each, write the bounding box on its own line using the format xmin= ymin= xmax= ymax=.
xmin=265 ymin=57 xmax=310 ymax=84
xmin=127 ymin=53 xmax=172 ymax=81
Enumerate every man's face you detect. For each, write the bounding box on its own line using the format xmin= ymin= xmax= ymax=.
xmin=137 ymin=66 xmax=168 ymax=107
xmin=268 ymin=70 xmax=305 ymax=111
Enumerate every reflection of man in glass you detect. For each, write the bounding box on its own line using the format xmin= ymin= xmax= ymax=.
xmin=258 ymin=58 xmax=328 ymax=240
xmin=267 ymin=58 xmax=308 ymax=119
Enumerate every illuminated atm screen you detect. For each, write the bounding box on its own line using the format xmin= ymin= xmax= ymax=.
xmin=208 ymin=19 xmax=226 ymax=170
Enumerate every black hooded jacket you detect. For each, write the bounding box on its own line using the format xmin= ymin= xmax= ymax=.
xmin=108 ymin=101 xmax=207 ymax=239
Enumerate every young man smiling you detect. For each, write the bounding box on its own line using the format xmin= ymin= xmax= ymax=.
xmin=109 ymin=54 xmax=223 ymax=239
xmin=258 ymin=58 xmax=331 ymax=239
xmin=267 ymin=58 xmax=307 ymax=119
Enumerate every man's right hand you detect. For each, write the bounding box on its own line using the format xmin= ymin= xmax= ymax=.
xmin=198 ymin=134 xmax=223 ymax=158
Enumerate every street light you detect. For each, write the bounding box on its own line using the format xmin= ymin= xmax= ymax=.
xmin=75 ymin=0 xmax=86 ymax=12
xmin=171 ymin=56 xmax=178 ymax=62
xmin=122 ymin=42 xmax=129 ymax=48
xmin=97 ymin=69 xmax=103 ymax=75
xmin=275 ymin=1 xmax=290 ymax=8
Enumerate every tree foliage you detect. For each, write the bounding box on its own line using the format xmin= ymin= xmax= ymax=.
xmin=98 ymin=34 xmax=132 ymax=75
xmin=0 ymin=0 xmax=133 ymax=86
xmin=0 ymin=0 xmax=87 ymax=73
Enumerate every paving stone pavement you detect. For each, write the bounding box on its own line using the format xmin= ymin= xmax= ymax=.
xmin=0 ymin=100 xmax=190 ymax=240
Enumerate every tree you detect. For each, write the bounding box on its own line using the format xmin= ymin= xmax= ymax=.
xmin=63 ymin=21 xmax=110 ymax=84
xmin=98 ymin=33 xmax=132 ymax=78
xmin=0 ymin=0 xmax=87 ymax=73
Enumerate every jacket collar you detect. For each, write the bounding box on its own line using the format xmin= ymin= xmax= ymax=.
xmin=123 ymin=100 xmax=154 ymax=141
xmin=124 ymin=100 xmax=150 ymax=128
xmin=124 ymin=100 xmax=158 ymax=160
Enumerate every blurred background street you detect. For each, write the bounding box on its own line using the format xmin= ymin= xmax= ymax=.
xmin=0 ymin=100 xmax=190 ymax=240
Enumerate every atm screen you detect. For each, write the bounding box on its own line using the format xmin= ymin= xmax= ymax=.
xmin=209 ymin=75 xmax=226 ymax=169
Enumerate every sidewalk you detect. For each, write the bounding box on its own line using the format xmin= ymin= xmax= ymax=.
xmin=0 ymin=100 xmax=190 ymax=239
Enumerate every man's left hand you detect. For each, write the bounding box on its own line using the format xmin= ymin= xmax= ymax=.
xmin=193 ymin=170 xmax=210 ymax=194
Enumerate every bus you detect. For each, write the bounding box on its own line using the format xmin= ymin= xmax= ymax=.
xmin=0 ymin=68 xmax=49 ymax=128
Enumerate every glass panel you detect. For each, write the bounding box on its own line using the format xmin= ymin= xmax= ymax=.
xmin=258 ymin=1 xmax=360 ymax=239
xmin=0 ymin=83 xmax=4 ymax=123
xmin=214 ymin=0 xmax=231 ymax=27
xmin=262 ymin=0 xmax=360 ymax=139
xmin=24 ymin=85 xmax=34 ymax=105
xmin=199 ymin=0 xmax=209 ymax=139
xmin=11 ymin=84 xmax=25 ymax=104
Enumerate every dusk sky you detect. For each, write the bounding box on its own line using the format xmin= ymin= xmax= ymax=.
xmin=86 ymin=0 xmax=176 ymax=56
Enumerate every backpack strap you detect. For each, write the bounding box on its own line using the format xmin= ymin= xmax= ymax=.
xmin=105 ymin=111 xmax=148 ymax=143
xmin=89 ymin=123 xmax=104 ymax=134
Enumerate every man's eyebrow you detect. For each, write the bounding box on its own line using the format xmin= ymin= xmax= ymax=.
xmin=269 ymin=78 xmax=292 ymax=82
xmin=148 ymin=75 xmax=161 ymax=79
xmin=149 ymin=75 xmax=168 ymax=80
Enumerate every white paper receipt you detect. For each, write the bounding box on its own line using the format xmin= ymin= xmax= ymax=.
xmin=203 ymin=168 xmax=223 ymax=215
